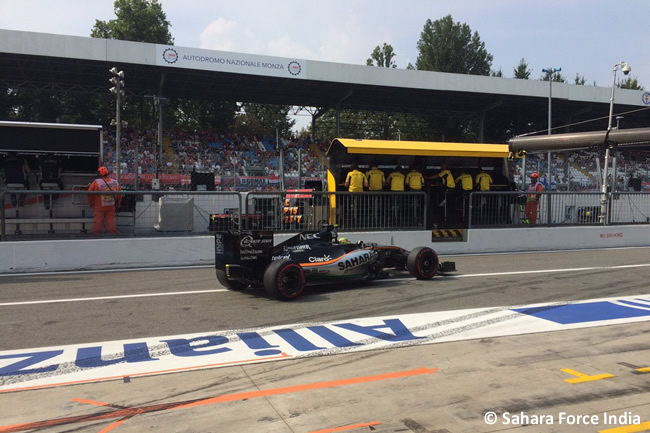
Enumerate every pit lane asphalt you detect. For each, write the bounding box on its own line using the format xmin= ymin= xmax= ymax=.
xmin=1 ymin=247 xmax=649 ymax=432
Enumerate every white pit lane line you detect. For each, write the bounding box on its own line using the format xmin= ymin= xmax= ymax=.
xmin=2 ymin=263 xmax=650 ymax=307
xmin=1 ymin=262 xmax=650 ymax=392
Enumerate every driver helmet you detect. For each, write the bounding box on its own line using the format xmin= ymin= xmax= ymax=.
xmin=530 ymin=172 xmax=539 ymax=179
xmin=98 ymin=166 xmax=110 ymax=177
xmin=339 ymin=237 xmax=351 ymax=244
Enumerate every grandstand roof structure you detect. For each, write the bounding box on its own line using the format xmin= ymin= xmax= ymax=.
xmin=1 ymin=29 xmax=649 ymax=135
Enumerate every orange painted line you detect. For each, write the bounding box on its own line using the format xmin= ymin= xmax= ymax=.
xmin=0 ymin=366 xmax=436 ymax=433
xmin=175 ymin=366 xmax=438 ymax=409
xmin=307 ymin=421 xmax=381 ymax=433
xmin=72 ymin=398 xmax=113 ymax=407
xmin=97 ymin=418 xmax=130 ymax=433
xmin=0 ymin=352 xmax=290 ymax=394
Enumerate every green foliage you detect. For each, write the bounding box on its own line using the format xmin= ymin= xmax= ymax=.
xmin=415 ymin=15 xmax=492 ymax=75
xmin=91 ymin=0 xmax=173 ymax=44
xmin=235 ymin=104 xmax=295 ymax=137
xmin=619 ymin=77 xmax=644 ymax=91
xmin=574 ymin=73 xmax=587 ymax=85
xmin=541 ymin=70 xmax=566 ymax=83
xmin=367 ymin=43 xmax=397 ymax=68
xmin=513 ymin=58 xmax=531 ymax=79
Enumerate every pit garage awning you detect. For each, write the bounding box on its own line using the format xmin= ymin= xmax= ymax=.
xmin=327 ymin=138 xmax=512 ymax=159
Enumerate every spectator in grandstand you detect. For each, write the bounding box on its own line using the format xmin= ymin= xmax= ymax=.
xmin=2 ymin=152 xmax=31 ymax=207
xmin=525 ymin=172 xmax=544 ymax=224
xmin=38 ymin=155 xmax=64 ymax=210
xmin=87 ymin=166 xmax=122 ymax=235
xmin=629 ymin=173 xmax=642 ymax=192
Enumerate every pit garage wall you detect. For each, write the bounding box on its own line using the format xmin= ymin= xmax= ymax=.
xmin=1 ymin=225 xmax=648 ymax=273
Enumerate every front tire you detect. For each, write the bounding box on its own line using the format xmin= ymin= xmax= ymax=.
xmin=216 ymin=269 xmax=249 ymax=291
xmin=406 ymin=247 xmax=439 ymax=280
xmin=263 ymin=260 xmax=305 ymax=301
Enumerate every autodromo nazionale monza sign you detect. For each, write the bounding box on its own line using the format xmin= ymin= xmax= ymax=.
xmin=1 ymin=295 xmax=649 ymax=392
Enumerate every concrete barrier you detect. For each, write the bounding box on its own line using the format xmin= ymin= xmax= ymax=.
xmin=1 ymin=225 xmax=648 ymax=274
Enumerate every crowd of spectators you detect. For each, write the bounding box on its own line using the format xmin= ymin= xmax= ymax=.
xmin=103 ymin=128 xmax=648 ymax=192
xmin=102 ymin=128 xmax=329 ymax=189
xmin=512 ymin=150 xmax=650 ymax=191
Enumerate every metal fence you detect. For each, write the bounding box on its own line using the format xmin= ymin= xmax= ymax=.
xmin=468 ymin=191 xmax=650 ymax=227
xmin=1 ymin=189 xmax=649 ymax=241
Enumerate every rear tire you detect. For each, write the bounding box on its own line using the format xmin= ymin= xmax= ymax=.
xmin=263 ymin=260 xmax=305 ymax=301
xmin=406 ymin=247 xmax=439 ymax=280
xmin=216 ymin=269 xmax=249 ymax=291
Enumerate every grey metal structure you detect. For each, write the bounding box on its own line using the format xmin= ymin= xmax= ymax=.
xmin=1 ymin=29 xmax=649 ymax=134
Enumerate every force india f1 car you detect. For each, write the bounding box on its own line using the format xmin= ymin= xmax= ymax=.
xmin=215 ymin=225 xmax=454 ymax=301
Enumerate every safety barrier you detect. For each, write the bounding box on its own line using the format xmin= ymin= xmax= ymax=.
xmin=467 ymin=191 xmax=650 ymax=227
xmin=1 ymin=189 xmax=649 ymax=241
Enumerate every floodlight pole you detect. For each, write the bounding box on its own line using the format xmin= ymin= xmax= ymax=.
xmin=542 ymin=67 xmax=560 ymax=192
xmin=600 ymin=61 xmax=630 ymax=224
xmin=109 ymin=67 xmax=125 ymax=184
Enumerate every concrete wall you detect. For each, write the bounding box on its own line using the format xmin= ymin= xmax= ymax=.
xmin=1 ymin=225 xmax=648 ymax=274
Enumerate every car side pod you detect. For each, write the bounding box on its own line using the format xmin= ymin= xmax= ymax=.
xmin=263 ymin=259 xmax=306 ymax=301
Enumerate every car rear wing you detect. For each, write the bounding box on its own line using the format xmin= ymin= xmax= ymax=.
xmin=214 ymin=230 xmax=275 ymax=271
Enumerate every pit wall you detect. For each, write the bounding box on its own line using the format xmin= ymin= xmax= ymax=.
xmin=1 ymin=225 xmax=648 ymax=274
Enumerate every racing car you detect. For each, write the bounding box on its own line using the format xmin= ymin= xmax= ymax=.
xmin=215 ymin=225 xmax=453 ymax=301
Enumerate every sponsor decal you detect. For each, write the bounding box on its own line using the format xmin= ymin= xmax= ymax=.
xmin=240 ymin=249 xmax=263 ymax=255
xmin=239 ymin=235 xmax=272 ymax=249
xmin=283 ymin=244 xmax=311 ymax=252
xmin=272 ymin=254 xmax=290 ymax=260
xmin=214 ymin=235 xmax=224 ymax=255
xmin=309 ymin=255 xmax=332 ymax=263
xmin=162 ymin=47 xmax=178 ymax=64
xmin=337 ymin=251 xmax=378 ymax=271
xmin=1 ymin=295 xmax=649 ymax=390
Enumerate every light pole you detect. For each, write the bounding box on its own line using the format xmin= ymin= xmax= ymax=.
xmin=542 ymin=67 xmax=561 ymax=191
xmin=600 ymin=61 xmax=630 ymax=224
xmin=109 ymin=67 xmax=125 ymax=184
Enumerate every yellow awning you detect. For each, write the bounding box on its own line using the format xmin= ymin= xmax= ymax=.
xmin=328 ymin=138 xmax=511 ymax=158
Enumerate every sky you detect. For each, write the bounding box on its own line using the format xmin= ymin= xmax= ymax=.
xmin=1 ymin=0 xmax=649 ymax=128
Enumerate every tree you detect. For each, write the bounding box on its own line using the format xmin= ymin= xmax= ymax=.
xmin=235 ymin=103 xmax=295 ymax=137
xmin=513 ymin=58 xmax=532 ymax=79
xmin=412 ymin=15 xmax=493 ymax=141
xmin=574 ymin=73 xmax=587 ymax=85
xmin=619 ymin=77 xmax=644 ymax=91
xmin=367 ymin=43 xmax=397 ymax=68
xmin=541 ymin=71 xmax=566 ymax=83
xmin=415 ymin=15 xmax=492 ymax=75
xmin=491 ymin=68 xmax=503 ymax=78
xmin=91 ymin=0 xmax=173 ymax=44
